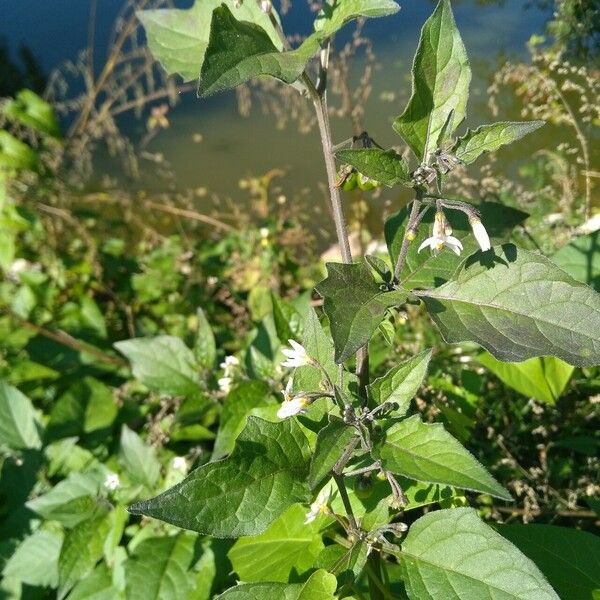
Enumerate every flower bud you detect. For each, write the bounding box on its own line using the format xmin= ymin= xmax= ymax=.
xmin=260 ymin=0 xmax=272 ymax=13
xmin=470 ymin=217 xmax=491 ymax=251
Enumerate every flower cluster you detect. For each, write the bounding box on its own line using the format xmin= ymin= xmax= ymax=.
xmin=218 ymin=355 xmax=240 ymax=395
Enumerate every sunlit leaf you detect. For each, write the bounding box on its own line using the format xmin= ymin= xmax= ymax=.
xmin=335 ymin=148 xmax=411 ymax=187
xmin=373 ymin=415 xmax=511 ymax=500
xmin=129 ymin=417 xmax=311 ymax=537
xmin=453 ymin=120 xmax=545 ymax=164
xmin=393 ymin=0 xmax=470 ymax=159
xmin=417 ymin=244 xmax=600 ymax=366
xmin=401 ymin=508 xmax=559 ymax=599
xmin=552 ymin=231 xmax=600 ymax=292
xmin=0 ymin=381 xmax=42 ymax=450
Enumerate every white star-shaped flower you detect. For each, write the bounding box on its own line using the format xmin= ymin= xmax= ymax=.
xmin=418 ymin=210 xmax=463 ymax=256
xmin=305 ymin=487 xmax=333 ymax=524
xmin=281 ymin=339 xmax=312 ymax=368
xmin=277 ymin=379 xmax=311 ymax=418
xmin=218 ymin=376 xmax=233 ymax=394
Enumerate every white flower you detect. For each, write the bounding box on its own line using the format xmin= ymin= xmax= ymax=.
xmin=469 ymin=218 xmax=491 ymax=251
xmin=277 ymin=395 xmax=310 ymax=419
xmin=281 ymin=340 xmax=312 ymax=368
xmin=220 ymin=355 xmax=239 ymax=372
xmin=305 ymin=487 xmax=333 ymax=524
xmin=418 ymin=211 xmax=463 ymax=256
xmin=259 ymin=227 xmax=270 ymax=239
xmin=172 ymin=456 xmax=187 ymax=472
xmin=260 ymin=0 xmax=272 ymax=13
xmin=278 ymin=383 xmax=311 ymax=418
xmin=218 ymin=376 xmax=233 ymax=394
xmin=103 ymin=473 xmax=120 ymax=491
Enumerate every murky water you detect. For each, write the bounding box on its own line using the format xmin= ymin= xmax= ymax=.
xmin=2 ymin=1 xmax=553 ymax=236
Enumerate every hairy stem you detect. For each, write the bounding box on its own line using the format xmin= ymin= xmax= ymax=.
xmin=333 ymin=474 xmax=358 ymax=531
xmin=394 ymin=189 xmax=424 ymax=281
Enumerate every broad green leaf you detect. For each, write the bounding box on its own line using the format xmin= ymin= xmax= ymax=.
xmin=115 ymin=335 xmax=202 ymax=400
xmin=385 ymin=202 xmax=528 ymax=289
xmin=119 ymin=425 xmax=161 ymax=489
xmin=315 ymin=262 xmax=407 ymax=363
xmin=367 ymin=349 xmax=432 ymax=415
xmin=3 ymin=89 xmax=62 ymax=138
xmin=309 ymin=416 xmax=357 ymax=489
xmin=393 ymin=0 xmax=471 ymax=160
xmin=2 ymin=527 xmax=63 ymax=587
xmin=199 ymin=1 xmax=399 ymax=96
xmin=216 ymin=569 xmax=337 ymax=600
xmin=68 ymin=563 xmax=119 ymax=600
xmin=48 ymin=376 xmax=117 ymax=439
xmin=0 ymin=130 xmax=38 ymax=171
xmin=552 ymin=231 xmax=600 ymax=291
xmin=129 ymin=417 xmax=311 ymax=537
xmin=26 ymin=471 xmax=103 ymax=527
xmin=335 ymin=148 xmax=411 ymax=187
xmin=58 ymin=510 xmax=113 ymax=599
xmin=0 ymin=380 xmax=42 ymax=450
xmin=416 ymin=244 xmax=600 ymax=367
xmin=497 ymin=524 xmax=600 ymax=600
xmin=228 ymin=504 xmax=324 ymax=583
xmin=138 ymin=0 xmax=281 ymax=82
xmin=478 ymin=353 xmax=573 ymax=405
xmin=272 ymin=293 xmax=303 ymax=344
xmin=373 ymin=415 xmax=511 ymax=500
xmin=212 ymin=380 xmax=273 ymax=460
xmin=401 ymin=508 xmax=559 ymax=600
xmin=313 ymin=0 xmax=400 ymax=35
xmin=194 ymin=308 xmax=216 ymax=369
xmin=125 ymin=534 xmax=197 ymax=600
xmin=453 ymin=121 xmax=545 ymax=164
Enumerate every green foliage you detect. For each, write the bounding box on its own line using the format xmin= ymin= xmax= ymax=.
xmin=129 ymin=417 xmax=312 ymax=537
xmin=335 ymin=149 xmax=411 ymax=187
xmin=478 ymin=353 xmax=573 ymax=405
xmin=393 ymin=0 xmax=470 ymax=160
xmin=497 ymin=524 xmax=600 ymax=600
xmin=453 ymin=121 xmax=545 ymax=164
xmin=552 ymin=231 xmax=600 ymax=291
xmin=400 ymin=508 xmax=559 ymax=599
xmin=373 ymin=415 xmax=512 ymax=500
xmin=316 ymin=261 xmax=407 ymax=363
xmin=0 ymin=381 xmax=42 ymax=450
xmin=416 ymin=244 xmax=600 ymax=366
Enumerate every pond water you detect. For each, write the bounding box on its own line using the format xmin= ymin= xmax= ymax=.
xmin=2 ymin=1 xmax=552 ymax=236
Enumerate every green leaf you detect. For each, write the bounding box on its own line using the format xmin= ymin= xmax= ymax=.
xmin=335 ymin=149 xmax=411 ymax=187
xmin=125 ymin=534 xmax=197 ymax=600
xmin=385 ymin=202 xmax=528 ymax=289
xmin=212 ymin=380 xmax=273 ymax=460
xmin=3 ymin=89 xmax=62 ymax=138
xmin=194 ymin=308 xmax=217 ymax=370
xmin=228 ymin=504 xmax=324 ymax=583
xmin=315 ymin=541 xmax=369 ymax=586
xmin=0 ymin=130 xmax=38 ymax=171
xmin=199 ymin=1 xmax=399 ymax=96
xmin=0 ymin=380 xmax=42 ymax=450
xmin=68 ymin=563 xmax=119 ymax=600
xmin=453 ymin=121 xmax=545 ymax=164
xmin=552 ymin=231 xmax=600 ymax=292
xmin=58 ymin=511 xmax=113 ymax=599
xmin=401 ymin=508 xmax=559 ymax=600
xmin=48 ymin=377 xmax=117 ymax=439
xmin=314 ymin=0 xmax=400 ymax=35
xmin=315 ymin=262 xmax=407 ymax=363
xmin=26 ymin=471 xmax=103 ymax=527
xmin=138 ymin=0 xmax=281 ymax=82
xmin=115 ymin=335 xmax=203 ymax=400
xmin=393 ymin=0 xmax=471 ymax=160
xmin=272 ymin=293 xmax=303 ymax=344
xmin=416 ymin=244 xmax=600 ymax=367
xmin=497 ymin=524 xmax=600 ymax=600
xmin=2 ymin=527 xmax=63 ymax=588
xmin=367 ymin=349 xmax=432 ymax=415
xmin=478 ymin=353 xmax=573 ymax=405
xmin=373 ymin=415 xmax=511 ymax=500
xmin=119 ymin=425 xmax=161 ymax=489
xmin=309 ymin=416 xmax=357 ymax=489
xmin=129 ymin=416 xmax=311 ymax=537
xmin=216 ymin=569 xmax=337 ymax=600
